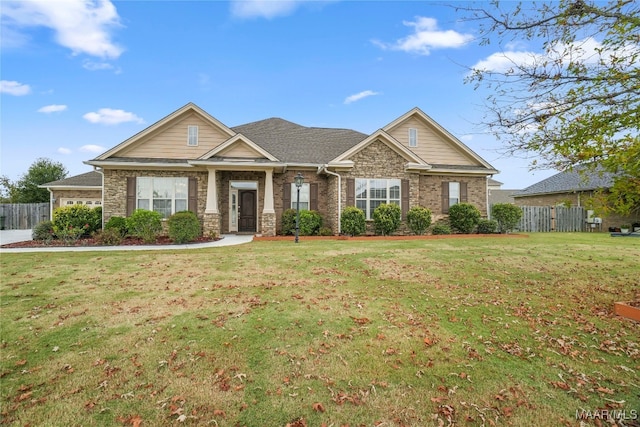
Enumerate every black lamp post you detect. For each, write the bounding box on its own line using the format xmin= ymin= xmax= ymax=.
xmin=294 ymin=172 xmax=304 ymax=243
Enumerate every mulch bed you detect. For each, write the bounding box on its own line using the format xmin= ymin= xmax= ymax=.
xmin=1 ymin=235 xmax=219 ymax=249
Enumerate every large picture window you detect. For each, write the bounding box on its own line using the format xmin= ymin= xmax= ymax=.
xmin=290 ymin=183 xmax=310 ymax=210
xmin=137 ymin=177 xmax=188 ymax=218
xmin=355 ymin=178 xmax=401 ymax=220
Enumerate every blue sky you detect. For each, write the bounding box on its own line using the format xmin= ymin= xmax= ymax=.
xmin=1 ymin=0 xmax=559 ymax=189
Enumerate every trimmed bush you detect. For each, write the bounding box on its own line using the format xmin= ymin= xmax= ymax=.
xmin=491 ymin=203 xmax=523 ymax=233
xmin=92 ymin=228 xmax=123 ymax=246
xmin=168 ymin=211 xmax=201 ymax=244
xmin=298 ymin=210 xmax=322 ymax=236
xmin=32 ymin=220 xmax=54 ymax=242
xmin=52 ymin=204 xmax=101 ymax=237
xmin=126 ymin=209 xmax=163 ymax=244
xmin=281 ymin=208 xmax=297 ymax=235
xmin=341 ymin=206 xmax=366 ymax=237
xmin=104 ymin=216 xmax=128 ymax=237
xmin=477 ymin=219 xmax=498 ymax=234
xmin=431 ymin=223 xmax=451 ymax=235
xmin=318 ymin=227 xmax=333 ymax=236
xmin=448 ymin=203 xmax=481 ymax=234
xmin=373 ymin=203 xmax=401 ymax=236
xmin=406 ymin=206 xmax=432 ymax=235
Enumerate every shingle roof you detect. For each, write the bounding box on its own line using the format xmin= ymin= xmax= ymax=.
xmin=513 ymin=165 xmax=616 ymax=197
xmin=231 ymin=118 xmax=368 ymax=164
xmin=40 ymin=171 xmax=102 ymax=187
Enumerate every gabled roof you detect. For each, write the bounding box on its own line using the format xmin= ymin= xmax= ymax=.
xmin=383 ymin=107 xmax=497 ymax=172
xmin=330 ymin=129 xmax=426 ymax=166
xmin=39 ymin=171 xmax=102 ymax=188
xmin=199 ymin=133 xmax=279 ymax=161
xmin=94 ymin=103 xmax=235 ymax=160
xmin=231 ymin=118 xmax=367 ymax=164
xmin=513 ymin=165 xmax=616 ymax=197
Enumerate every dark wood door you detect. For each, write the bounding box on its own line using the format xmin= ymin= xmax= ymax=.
xmin=238 ymin=190 xmax=256 ymax=232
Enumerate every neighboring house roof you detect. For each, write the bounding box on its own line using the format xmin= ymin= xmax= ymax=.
xmin=488 ymin=178 xmax=503 ymax=187
xmin=488 ymin=189 xmax=519 ymax=205
xmin=39 ymin=171 xmax=102 ymax=189
xmin=513 ymin=165 xmax=616 ymax=197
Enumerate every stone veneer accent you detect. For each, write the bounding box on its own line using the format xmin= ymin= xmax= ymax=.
xmin=261 ymin=212 xmax=276 ymax=236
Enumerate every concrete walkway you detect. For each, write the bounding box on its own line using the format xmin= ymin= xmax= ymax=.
xmin=0 ymin=229 xmax=253 ymax=253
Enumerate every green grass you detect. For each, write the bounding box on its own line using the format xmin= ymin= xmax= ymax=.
xmin=1 ymin=233 xmax=639 ymax=426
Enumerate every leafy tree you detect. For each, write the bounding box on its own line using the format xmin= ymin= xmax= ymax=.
xmin=5 ymin=158 xmax=68 ymax=203
xmin=462 ymin=0 xmax=640 ymax=215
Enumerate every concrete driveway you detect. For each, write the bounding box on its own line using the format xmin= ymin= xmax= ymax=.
xmin=0 ymin=229 xmax=33 ymax=245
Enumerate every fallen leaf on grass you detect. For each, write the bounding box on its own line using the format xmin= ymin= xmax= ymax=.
xmin=312 ymin=402 xmax=325 ymax=412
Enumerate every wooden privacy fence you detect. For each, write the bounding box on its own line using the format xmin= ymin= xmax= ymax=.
xmin=515 ymin=206 xmax=586 ymax=232
xmin=0 ymin=203 xmax=50 ymax=230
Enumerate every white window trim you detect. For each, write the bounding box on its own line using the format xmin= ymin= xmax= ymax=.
xmin=408 ymin=128 xmax=417 ymax=148
xmin=290 ymin=183 xmax=310 ymax=211
xmin=187 ymin=125 xmax=199 ymax=146
xmin=355 ymin=178 xmax=401 ymax=220
xmin=136 ymin=177 xmax=188 ymax=219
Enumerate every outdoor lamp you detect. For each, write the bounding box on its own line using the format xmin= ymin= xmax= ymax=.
xmin=294 ymin=173 xmax=304 ymax=243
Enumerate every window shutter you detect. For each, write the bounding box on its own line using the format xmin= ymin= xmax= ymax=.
xmin=310 ymin=183 xmax=319 ymax=211
xmin=188 ymin=177 xmax=198 ymax=214
xmin=401 ymin=179 xmax=410 ymax=220
xmin=441 ymin=181 xmax=449 ymax=214
xmin=283 ymin=183 xmax=291 ymax=210
xmin=346 ymin=178 xmax=355 ymax=207
xmin=460 ymin=182 xmax=468 ymax=203
xmin=126 ymin=177 xmax=136 ymax=216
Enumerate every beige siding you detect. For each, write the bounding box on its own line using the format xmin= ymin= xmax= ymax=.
xmin=217 ymin=142 xmax=263 ymax=158
xmin=119 ymin=112 xmax=230 ymax=159
xmin=387 ymin=117 xmax=476 ymax=166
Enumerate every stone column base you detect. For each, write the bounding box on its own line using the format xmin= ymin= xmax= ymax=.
xmin=203 ymin=212 xmax=221 ymax=237
xmin=261 ymin=212 xmax=276 ymax=237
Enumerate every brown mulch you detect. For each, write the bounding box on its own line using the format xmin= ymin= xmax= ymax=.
xmin=1 ymin=235 xmax=219 ymax=249
xmin=253 ymin=233 xmax=529 ymax=241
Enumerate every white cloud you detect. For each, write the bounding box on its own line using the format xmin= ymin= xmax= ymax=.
xmin=460 ymin=135 xmax=473 ymax=142
xmin=83 ymin=108 xmax=144 ymax=125
xmin=0 ymin=80 xmax=31 ymax=96
xmin=1 ymin=0 xmax=124 ymax=59
xmin=57 ymin=147 xmax=72 ymax=155
xmin=344 ymin=90 xmax=380 ymax=105
xmin=82 ymin=60 xmax=114 ymax=71
xmin=230 ymin=0 xmax=298 ymax=19
xmin=470 ymin=50 xmax=542 ymax=74
xmin=373 ymin=16 xmax=473 ymax=55
xmin=79 ymin=144 xmax=106 ymax=153
xmin=38 ymin=104 xmax=67 ymax=113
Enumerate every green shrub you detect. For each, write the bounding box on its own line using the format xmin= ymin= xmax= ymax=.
xmin=431 ymin=223 xmax=451 ymax=235
xmin=32 ymin=220 xmax=54 ymax=242
xmin=298 ymin=210 xmax=322 ymax=236
xmin=373 ymin=203 xmax=401 ymax=236
xmin=52 ymin=204 xmax=101 ymax=237
xmin=477 ymin=219 xmax=498 ymax=234
xmin=341 ymin=206 xmax=366 ymax=236
xmin=448 ymin=203 xmax=481 ymax=234
xmin=318 ymin=226 xmax=333 ymax=236
xmin=92 ymin=228 xmax=123 ymax=246
xmin=491 ymin=203 xmax=523 ymax=233
xmin=55 ymin=225 xmax=87 ymax=245
xmin=406 ymin=206 xmax=432 ymax=235
xmin=281 ymin=209 xmax=297 ymax=235
xmin=126 ymin=209 xmax=163 ymax=244
xmin=168 ymin=211 xmax=201 ymax=244
xmin=104 ymin=216 xmax=128 ymax=237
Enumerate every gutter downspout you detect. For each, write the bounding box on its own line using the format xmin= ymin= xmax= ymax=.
xmin=47 ymin=189 xmax=54 ymax=221
xmin=319 ymin=165 xmax=341 ymax=234
xmin=486 ymin=176 xmax=491 ymax=219
xmin=93 ymin=166 xmax=105 ymax=229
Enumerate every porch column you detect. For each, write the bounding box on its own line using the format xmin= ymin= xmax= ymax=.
xmin=261 ymin=168 xmax=276 ymax=236
xmin=205 ymin=168 xmax=218 ymax=213
xmin=263 ymin=169 xmax=275 ymax=214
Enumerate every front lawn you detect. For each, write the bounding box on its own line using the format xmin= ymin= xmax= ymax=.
xmin=1 ymin=234 xmax=638 ymax=426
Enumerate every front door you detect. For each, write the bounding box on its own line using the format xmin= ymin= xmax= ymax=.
xmin=238 ymin=190 xmax=256 ymax=232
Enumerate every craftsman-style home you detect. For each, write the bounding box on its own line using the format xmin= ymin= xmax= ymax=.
xmin=84 ymin=103 xmax=498 ymax=236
